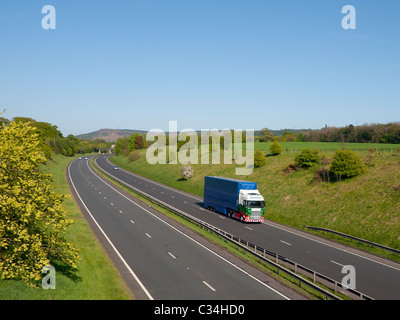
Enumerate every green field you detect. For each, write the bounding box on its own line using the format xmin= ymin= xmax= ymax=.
xmin=110 ymin=142 xmax=400 ymax=257
xmin=0 ymin=154 xmax=132 ymax=300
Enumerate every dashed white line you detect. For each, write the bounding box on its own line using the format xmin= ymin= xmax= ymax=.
xmin=203 ymin=281 xmax=216 ymax=292
xmin=145 ymin=233 xmax=152 ymax=238
xmin=245 ymin=226 xmax=253 ymax=231
xmin=183 ymin=201 xmax=188 ymax=204
xmin=110 ymin=203 xmax=114 ymax=206
xmin=130 ymin=220 xmax=135 ymax=224
xmin=331 ymin=260 xmax=345 ymax=267
xmin=280 ymin=240 xmax=292 ymax=246
xmin=119 ymin=210 xmax=123 ymax=214
xmin=168 ymin=252 xmax=176 ymax=259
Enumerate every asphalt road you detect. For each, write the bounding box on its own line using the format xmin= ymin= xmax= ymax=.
xmin=95 ymin=155 xmax=400 ymax=300
xmin=67 ymin=156 xmax=296 ymax=300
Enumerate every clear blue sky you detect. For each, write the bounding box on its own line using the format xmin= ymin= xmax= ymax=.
xmin=0 ymin=0 xmax=399 ymax=136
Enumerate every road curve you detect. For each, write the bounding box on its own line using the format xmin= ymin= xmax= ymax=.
xmin=96 ymin=155 xmax=400 ymax=300
xmin=67 ymin=156 xmax=295 ymax=300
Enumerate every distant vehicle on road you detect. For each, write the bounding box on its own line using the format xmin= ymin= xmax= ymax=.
xmin=203 ymin=176 xmax=265 ymax=223
xmin=113 ymin=166 xmax=119 ymax=170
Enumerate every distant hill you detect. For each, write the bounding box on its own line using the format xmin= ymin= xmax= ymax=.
xmin=76 ymin=129 xmax=147 ymax=142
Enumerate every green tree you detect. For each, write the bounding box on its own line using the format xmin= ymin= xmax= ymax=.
xmin=269 ymin=141 xmax=282 ymax=155
xmin=259 ymin=128 xmax=274 ymax=142
xmin=128 ymin=134 xmax=139 ymax=151
xmin=0 ymin=121 xmax=79 ymax=286
xmin=254 ymin=150 xmax=266 ymax=168
xmin=133 ymin=134 xmax=145 ymax=150
xmin=115 ymin=137 xmax=129 ymax=155
xmin=295 ymin=148 xmax=321 ymax=168
xmin=330 ymin=150 xmax=364 ymax=180
xmin=0 ymin=117 xmax=10 ymax=127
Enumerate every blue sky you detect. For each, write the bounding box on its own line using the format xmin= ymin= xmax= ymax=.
xmin=0 ymin=0 xmax=399 ymax=136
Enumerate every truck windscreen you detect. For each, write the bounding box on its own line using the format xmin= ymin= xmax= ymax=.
xmin=245 ymin=201 xmax=265 ymax=208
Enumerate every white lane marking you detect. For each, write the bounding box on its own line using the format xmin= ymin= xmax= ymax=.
xmin=168 ymin=252 xmax=176 ymax=259
xmin=119 ymin=210 xmax=123 ymax=214
xmin=280 ymin=240 xmax=292 ymax=246
xmin=331 ymin=260 xmax=346 ymax=267
xmin=67 ymin=160 xmax=153 ymax=300
xmin=145 ymin=233 xmax=152 ymax=238
xmin=183 ymin=201 xmax=188 ymax=204
xmin=110 ymin=203 xmax=114 ymax=206
xmin=171 ymin=196 xmax=175 ymax=199
xmin=245 ymin=226 xmax=253 ymax=230
xmin=130 ymin=220 xmax=135 ymax=224
xmin=203 ymin=281 xmax=216 ymax=292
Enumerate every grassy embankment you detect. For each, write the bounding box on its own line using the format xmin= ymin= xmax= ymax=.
xmin=110 ymin=142 xmax=400 ymax=259
xmin=0 ymin=154 xmax=132 ymax=300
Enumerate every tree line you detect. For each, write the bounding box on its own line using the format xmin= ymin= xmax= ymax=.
xmin=257 ymin=123 xmax=400 ymax=144
xmin=0 ymin=116 xmax=111 ymax=158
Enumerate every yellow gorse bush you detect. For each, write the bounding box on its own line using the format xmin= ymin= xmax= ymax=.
xmin=0 ymin=121 xmax=79 ymax=286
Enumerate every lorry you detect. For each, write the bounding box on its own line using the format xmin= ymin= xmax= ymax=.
xmin=203 ymin=176 xmax=265 ymax=223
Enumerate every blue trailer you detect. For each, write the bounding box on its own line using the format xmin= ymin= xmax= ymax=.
xmin=203 ymin=176 xmax=265 ymax=223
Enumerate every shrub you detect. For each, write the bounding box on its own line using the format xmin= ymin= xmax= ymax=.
xmin=313 ymin=167 xmax=330 ymax=182
xmin=295 ymin=148 xmax=322 ymax=168
xmin=364 ymin=150 xmax=376 ymax=167
xmin=283 ymin=163 xmax=300 ymax=174
xmin=127 ymin=150 xmax=141 ymax=162
xmin=180 ymin=164 xmax=194 ymax=180
xmin=330 ymin=150 xmax=364 ymax=180
xmin=269 ymin=141 xmax=282 ymax=155
xmin=0 ymin=121 xmax=79 ymax=286
xmin=254 ymin=150 xmax=266 ymax=168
